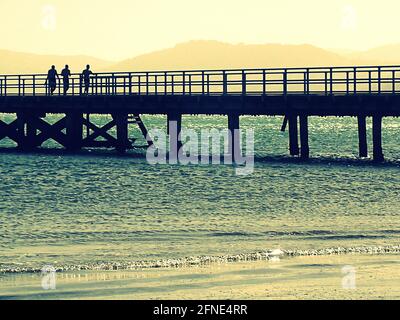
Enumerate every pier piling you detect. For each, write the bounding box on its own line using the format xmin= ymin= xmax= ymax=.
xmin=168 ymin=113 xmax=183 ymax=161
xmin=66 ymin=112 xmax=83 ymax=151
xmin=115 ymin=113 xmax=130 ymax=153
xmin=358 ymin=116 xmax=368 ymax=158
xmin=288 ymin=115 xmax=300 ymax=156
xmin=372 ymin=115 xmax=384 ymax=162
xmin=299 ymin=115 xmax=310 ymax=160
xmin=25 ymin=114 xmax=38 ymax=150
xmin=228 ymin=114 xmax=240 ymax=163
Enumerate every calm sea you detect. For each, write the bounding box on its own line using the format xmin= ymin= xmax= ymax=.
xmin=0 ymin=115 xmax=399 ymax=272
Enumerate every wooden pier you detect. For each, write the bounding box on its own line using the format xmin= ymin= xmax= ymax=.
xmin=1 ymin=65 xmax=400 ymax=161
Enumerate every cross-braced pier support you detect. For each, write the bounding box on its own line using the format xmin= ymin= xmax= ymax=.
xmin=0 ymin=112 xmax=152 ymax=153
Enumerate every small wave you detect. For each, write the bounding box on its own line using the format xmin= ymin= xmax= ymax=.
xmin=304 ymin=234 xmax=386 ymax=240
xmin=1 ymin=245 xmax=399 ymax=274
xmin=264 ymin=230 xmax=335 ymax=237
xmin=209 ymin=232 xmax=257 ymax=237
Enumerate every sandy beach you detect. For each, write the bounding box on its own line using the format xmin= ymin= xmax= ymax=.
xmin=0 ymin=253 xmax=398 ymax=300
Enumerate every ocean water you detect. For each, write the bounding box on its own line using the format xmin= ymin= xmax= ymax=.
xmin=0 ymin=115 xmax=399 ymax=272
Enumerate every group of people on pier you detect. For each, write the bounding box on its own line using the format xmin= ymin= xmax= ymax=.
xmin=46 ymin=65 xmax=93 ymax=95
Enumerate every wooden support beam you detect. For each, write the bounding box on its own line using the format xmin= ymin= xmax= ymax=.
xmin=66 ymin=112 xmax=83 ymax=151
xmin=228 ymin=113 xmax=240 ymax=163
xmin=25 ymin=114 xmax=38 ymax=150
xmin=114 ymin=113 xmax=130 ymax=153
xmin=288 ymin=115 xmax=300 ymax=156
xmin=357 ymin=116 xmax=368 ymax=158
xmin=299 ymin=115 xmax=309 ymax=160
xmin=16 ymin=113 xmax=25 ymax=149
xmin=281 ymin=116 xmax=288 ymax=132
xmin=82 ymin=119 xmax=117 ymax=144
xmin=35 ymin=117 xmax=68 ymax=146
xmin=372 ymin=115 xmax=384 ymax=162
xmin=0 ymin=119 xmax=22 ymax=144
xmin=134 ymin=115 xmax=153 ymax=147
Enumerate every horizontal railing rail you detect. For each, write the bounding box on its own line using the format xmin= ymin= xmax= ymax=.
xmin=1 ymin=66 xmax=400 ymax=97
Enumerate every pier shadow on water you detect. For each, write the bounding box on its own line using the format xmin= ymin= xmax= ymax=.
xmin=0 ymin=146 xmax=399 ymax=169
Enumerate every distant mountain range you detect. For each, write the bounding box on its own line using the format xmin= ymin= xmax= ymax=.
xmin=0 ymin=50 xmax=112 ymax=74
xmin=1 ymin=41 xmax=400 ymax=74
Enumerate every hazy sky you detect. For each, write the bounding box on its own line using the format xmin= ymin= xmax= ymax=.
xmin=1 ymin=0 xmax=399 ymax=61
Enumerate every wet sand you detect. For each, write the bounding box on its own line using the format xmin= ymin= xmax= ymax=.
xmin=0 ymin=254 xmax=399 ymax=300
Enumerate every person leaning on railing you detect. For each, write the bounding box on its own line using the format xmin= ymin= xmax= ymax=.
xmin=45 ymin=65 xmax=60 ymax=96
xmin=61 ymin=65 xmax=71 ymax=95
xmin=81 ymin=65 xmax=93 ymax=95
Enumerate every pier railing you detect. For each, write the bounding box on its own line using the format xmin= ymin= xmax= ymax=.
xmin=1 ymin=65 xmax=400 ymax=97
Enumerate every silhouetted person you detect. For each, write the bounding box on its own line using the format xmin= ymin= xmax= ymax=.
xmin=46 ymin=65 xmax=59 ymax=95
xmin=81 ymin=64 xmax=93 ymax=95
xmin=61 ymin=65 xmax=71 ymax=95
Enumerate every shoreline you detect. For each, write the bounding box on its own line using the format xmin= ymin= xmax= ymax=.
xmin=0 ymin=253 xmax=399 ymax=300
xmin=1 ymin=245 xmax=399 ymax=274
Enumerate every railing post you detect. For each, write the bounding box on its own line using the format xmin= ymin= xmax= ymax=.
xmin=189 ymin=74 xmax=192 ymax=96
xmin=392 ymin=70 xmax=396 ymax=94
xmin=263 ymin=69 xmax=266 ymax=95
xmin=324 ymin=72 xmax=328 ymax=95
xmin=330 ymin=68 xmax=333 ymax=95
xmin=223 ymin=71 xmax=227 ymax=95
xmin=164 ymin=72 xmax=168 ymax=95
xmin=378 ymin=67 xmax=381 ymax=94
xmin=354 ymin=67 xmax=357 ymax=94
xmin=113 ymin=73 xmax=116 ymax=95
xmin=146 ymin=72 xmax=149 ymax=95
xmin=171 ymin=75 xmax=174 ymax=95
xmin=306 ymin=68 xmax=310 ymax=94
xmin=283 ymin=69 xmax=287 ymax=96
xmin=202 ymin=71 xmax=205 ymax=95
xmin=346 ymin=71 xmax=350 ymax=94
xmin=33 ymin=76 xmax=36 ymax=96
xmin=155 ymin=75 xmax=158 ymax=95
xmin=242 ymin=70 xmax=246 ymax=96
xmin=123 ymin=77 xmax=126 ymax=95
xmin=369 ymin=71 xmax=372 ymax=94
xmin=182 ymin=72 xmax=186 ymax=95
xmin=129 ymin=73 xmax=132 ymax=95
xmin=18 ymin=76 xmax=21 ymax=96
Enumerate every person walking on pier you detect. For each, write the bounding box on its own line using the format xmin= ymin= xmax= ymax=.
xmin=46 ymin=65 xmax=59 ymax=95
xmin=61 ymin=65 xmax=71 ymax=95
xmin=81 ymin=64 xmax=93 ymax=95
